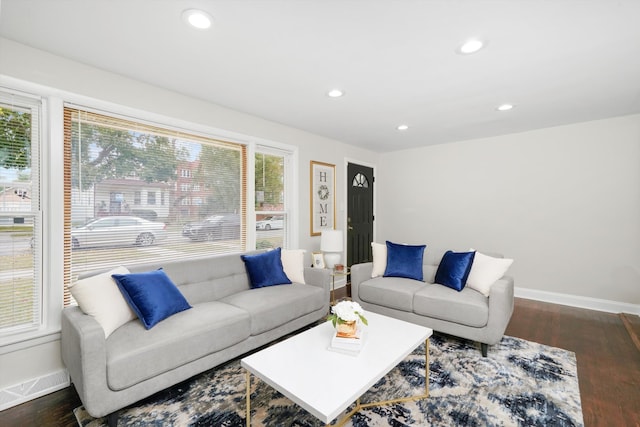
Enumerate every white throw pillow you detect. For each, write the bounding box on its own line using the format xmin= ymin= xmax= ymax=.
xmin=466 ymin=251 xmax=514 ymax=296
xmin=371 ymin=242 xmax=387 ymax=278
xmin=69 ymin=266 xmax=136 ymax=338
xmin=281 ymin=249 xmax=306 ymax=284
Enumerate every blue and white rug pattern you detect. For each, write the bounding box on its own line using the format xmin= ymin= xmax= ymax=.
xmin=75 ymin=334 xmax=583 ymax=426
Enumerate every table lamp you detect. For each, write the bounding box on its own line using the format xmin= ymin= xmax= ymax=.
xmin=321 ymin=229 xmax=343 ymax=269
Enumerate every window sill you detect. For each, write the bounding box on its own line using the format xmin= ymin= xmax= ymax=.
xmin=0 ymin=329 xmax=61 ymax=355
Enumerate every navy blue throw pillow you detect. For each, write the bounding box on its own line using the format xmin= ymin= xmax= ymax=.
xmin=383 ymin=241 xmax=426 ymax=281
xmin=435 ymin=250 xmax=476 ymax=291
xmin=111 ymin=269 xmax=192 ymax=329
xmin=241 ymin=248 xmax=292 ymax=289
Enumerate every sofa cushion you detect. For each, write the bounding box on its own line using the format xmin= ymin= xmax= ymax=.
xmin=241 ymin=248 xmax=292 ymax=288
xmin=371 ymin=242 xmax=387 ymax=278
xmin=423 ymin=264 xmax=438 ymax=283
xmin=69 ymin=266 xmax=136 ymax=338
xmin=434 ymin=250 xmax=476 ymax=291
xmin=466 ymin=251 xmax=514 ymax=296
xmin=383 ymin=241 xmax=426 ymax=281
xmin=129 ymin=254 xmax=254 ymax=303
xmin=112 ymin=269 xmax=192 ymax=329
xmin=220 ymin=283 xmax=324 ymax=335
xmin=281 ymin=249 xmax=306 ymax=284
xmin=358 ymin=276 xmax=427 ymax=312
xmin=106 ymin=301 xmax=251 ymax=390
xmin=413 ymin=284 xmax=489 ymax=327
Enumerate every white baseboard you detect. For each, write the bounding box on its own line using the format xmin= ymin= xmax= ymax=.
xmin=0 ymin=369 xmax=70 ymax=411
xmin=515 ymin=287 xmax=640 ymax=315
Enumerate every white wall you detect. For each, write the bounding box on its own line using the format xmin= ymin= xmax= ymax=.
xmin=0 ymin=38 xmax=378 ymax=399
xmin=377 ymin=115 xmax=640 ymax=308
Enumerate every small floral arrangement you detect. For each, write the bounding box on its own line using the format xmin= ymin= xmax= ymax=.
xmin=327 ymin=300 xmax=368 ymax=327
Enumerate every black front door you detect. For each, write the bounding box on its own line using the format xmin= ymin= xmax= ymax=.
xmin=346 ymin=163 xmax=374 ymax=267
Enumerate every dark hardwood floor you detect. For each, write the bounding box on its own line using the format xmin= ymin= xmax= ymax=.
xmin=1 ymin=293 xmax=638 ymax=427
xmin=504 ymin=298 xmax=640 ymax=427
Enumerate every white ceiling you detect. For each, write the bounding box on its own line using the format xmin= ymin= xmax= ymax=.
xmin=1 ymin=0 xmax=640 ymax=152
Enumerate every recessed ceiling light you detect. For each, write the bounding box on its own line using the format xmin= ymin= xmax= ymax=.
xmin=496 ymin=103 xmax=515 ymax=111
xmin=456 ymin=39 xmax=485 ymax=55
xmin=396 ymin=124 xmax=409 ymax=131
xmin=327 ymin=89 xmax=344 ymax=98
xmin=182 ymin=9 xmax=213 ymax=30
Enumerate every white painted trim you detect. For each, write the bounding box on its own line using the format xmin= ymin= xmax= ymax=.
xmin=515 ymin=287 xmax=640 ymax=315
xmin=0 ymin=332 xmax=60 ymax=356
xmin=0 ymin=369 xmax=70 ymax=411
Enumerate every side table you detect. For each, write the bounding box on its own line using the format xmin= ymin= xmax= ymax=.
xmin=329 ymin=266 xmax=350 ymax=305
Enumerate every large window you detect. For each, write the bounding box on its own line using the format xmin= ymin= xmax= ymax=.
xmin=63 ymin=107 xmax=247 ymax=303
xmin=0 ymin=91 xmax=41 ymax=334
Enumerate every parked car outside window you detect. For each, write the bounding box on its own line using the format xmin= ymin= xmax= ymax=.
xmin=182 ymin=213 xmax=241 ymax=241
xmin=71 ymin=216 xmax=167 ymax=249
xmin=255 ymin=215 xmax=284 ymax=230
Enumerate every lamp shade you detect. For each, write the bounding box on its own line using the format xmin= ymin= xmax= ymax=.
xmin=320 ymin=229 xmax=343 ymax=252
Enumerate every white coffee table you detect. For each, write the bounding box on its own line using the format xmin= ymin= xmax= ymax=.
xmin=241 ymin=312 xmax=433 ymax=426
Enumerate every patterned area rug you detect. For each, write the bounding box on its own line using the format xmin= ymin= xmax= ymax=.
xmin=74 ymin=334 xmax=583 ymax=426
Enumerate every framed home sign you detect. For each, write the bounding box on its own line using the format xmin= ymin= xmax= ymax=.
xmin=310 ymin=160 xmax=335 ymax=236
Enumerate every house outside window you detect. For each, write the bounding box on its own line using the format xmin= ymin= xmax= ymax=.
xmin=133 ymin=191 xmax=141 ymax=205
xmin=147 ymin=191 xmax=156 ymax=205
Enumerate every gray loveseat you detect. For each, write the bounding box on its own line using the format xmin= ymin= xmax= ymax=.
xmin=351 ymin=250 xmax=514 ymax=357
xmin=61 ymin=251 xmax=330 ymax=422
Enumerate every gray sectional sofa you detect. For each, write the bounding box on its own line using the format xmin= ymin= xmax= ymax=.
xmin=61 ymin=251 xmax=330 ymax=422
xmin=351 ymin=251 xmax=514 ymax=357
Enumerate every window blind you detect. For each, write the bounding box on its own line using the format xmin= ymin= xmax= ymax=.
xmin=63 ymin=106 xmax=246 ymax=305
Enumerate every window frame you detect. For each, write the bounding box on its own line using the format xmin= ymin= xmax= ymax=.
xmin=253 ymin=145 xmax=297 ymax=250
xmin=0 ymin=85 xmax=59 ymax=352
xmin=0 ymin=76 xmax=298 ymax=349
xmin=0 ymin=90 xmax=43 ymax=338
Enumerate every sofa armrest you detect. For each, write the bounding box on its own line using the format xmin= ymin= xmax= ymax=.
xmin=61 ymin=306 xmax=109 ymax=415
xmin=304 ymin=266 xmax=330 ymax=293
xmin=350 ymin=262 xmax=373 ymax=304
xmin=303 ymin=267 xmax=330 ymax=308
xmin=485 ymin=275 xmax=515 ymax=344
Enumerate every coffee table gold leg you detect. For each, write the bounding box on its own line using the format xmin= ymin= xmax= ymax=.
xmin=334 ymin=399 xmax=362 ymax=427
xmin=246 ymin=370 xmax=251 ymax=427
xmin=346 ymin=339 xmax=430 ymax=419
xmin=331 ymin=276 xmax=335 ymax=305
